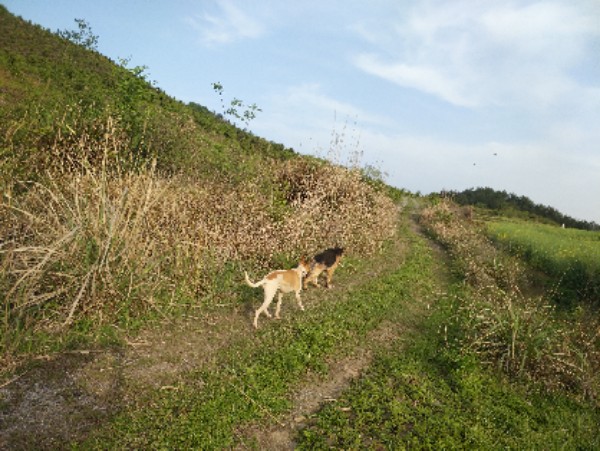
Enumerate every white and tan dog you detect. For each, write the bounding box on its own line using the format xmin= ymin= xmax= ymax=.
xmin=244 ymin=258 xmax=310 ymax=328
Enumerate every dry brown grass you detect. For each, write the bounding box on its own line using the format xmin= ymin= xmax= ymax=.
xmin=274 ymin=159 xmax=397 ymax=257
xmin=421 ymin=200 xmax=600 ymax=400
xmin=1 ymin=150 xmax=398 ymax=366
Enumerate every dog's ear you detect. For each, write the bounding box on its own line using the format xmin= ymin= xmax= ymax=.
xmin=300 ymin=256 xmax=309 ymax=271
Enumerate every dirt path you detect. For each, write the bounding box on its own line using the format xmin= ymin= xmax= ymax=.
xmin=0 ymin=218 xmax=443 ymax=449
xmin=236 ymin=318 xmax=414 ymax=450
xmin=236 ymin=220 xmax=448 ymax=449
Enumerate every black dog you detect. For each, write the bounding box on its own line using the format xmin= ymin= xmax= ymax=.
xmin=303 ymin=247 xmax=344 ymax=289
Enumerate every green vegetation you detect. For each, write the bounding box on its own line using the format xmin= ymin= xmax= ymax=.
xmin=299 ymin=306 xmax=600 ymax=449
xmin=298 ymin=202 xmax=600 ymax=449
xmin=0 ymin=6 xmax=397 ymax=369
xmin=0 ymin=5 xmax=294 ymax=190
xmin=211 ymin=81 xmax=262 ymax=129
xmin=56 ymin=18 xmax=99 ymax=50
xmin=420 ymin=201 xmax=600 ymax=398
xmin=488 ymin=218 xmax=600 ymax=306
xmin=449 ymin=187 xmax=599 ymax=230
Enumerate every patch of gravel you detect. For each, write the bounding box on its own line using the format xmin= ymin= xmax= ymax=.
xmin=0 ymin=353 xmax=117 ymax=450
xmin=0 ymin=311 xmax=250 ymax=449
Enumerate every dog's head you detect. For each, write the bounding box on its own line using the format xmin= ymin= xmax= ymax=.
xmin=332 ymin=247 xmax=344 ymax=257
xmin=298 ymin=257 xmax=311 ymax=276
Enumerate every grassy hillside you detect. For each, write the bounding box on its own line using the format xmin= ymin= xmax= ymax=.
xmin=0 ymin=6 xmax=399 ymax=368
xmin=2 ymin=7 xmax=599 ymax=449
xmin=0 ymin=5 xmax=296 ymax=186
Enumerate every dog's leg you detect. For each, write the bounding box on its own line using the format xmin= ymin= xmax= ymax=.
xmin=275 ymin=292 xmax=284 ymax=319
xmin=313 ymin=267 xmax=324 ymax=287
xmin=303 ymin=268 xmax=313 ymax=289
xmin=295 ymin=290 xmax=305 ymax=311
xmin=302 ymin=272 xmax=312 ymax=289
xmin=254 ymin=286 xmax=275 ymax=328
xmin=304 ymin=265 xmax=324 ymax=288
xmin=325 ymin=267 xmax=336 ymax=288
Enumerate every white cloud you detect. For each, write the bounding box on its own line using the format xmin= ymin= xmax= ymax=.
xmin=253 ymin=83 xmax=393 ymax=161
xmin=186 ymin=0 xmax=265 ymax=46
xmin=281 ymin=83 xmax=390 ymax=125
xmin=481 ymin=2 xmax=597 ymax=52
xmin=255 ymin=83 xmax=390 ymax=139
xmin=354 ymin=53 xmax=478 ymax=107
xmin=351 ymin=1 xmax=600 ymax=110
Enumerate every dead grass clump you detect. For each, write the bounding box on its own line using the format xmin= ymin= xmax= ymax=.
xmin=275 ymin=159 xmax=398 ymax=257
xmin=1 ymin=163 xmax=170 ymax=333
xmin=421 ymin=200 xmax=600 ymax=400
xmin=420 ymin=200 xmax=524 ymax=290
xmin=0 ymin=167 xmax=270 ymax=343
xmin=170 ymin=158 xmax=399 ymax=269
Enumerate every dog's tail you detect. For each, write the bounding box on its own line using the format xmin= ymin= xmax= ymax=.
xmin=244 ymin=271 xmax=265 ymax=288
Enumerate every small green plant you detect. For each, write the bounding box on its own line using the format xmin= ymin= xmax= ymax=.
xmin=211 ymin=81 xmax=262 ymax=129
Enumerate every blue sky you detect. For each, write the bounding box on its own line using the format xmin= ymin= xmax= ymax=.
xmin=3 ymin=0 xmax=600 ymax=222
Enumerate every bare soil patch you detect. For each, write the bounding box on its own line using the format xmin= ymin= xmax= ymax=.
xmin=0 ymin=308 xmax=253 ymax=449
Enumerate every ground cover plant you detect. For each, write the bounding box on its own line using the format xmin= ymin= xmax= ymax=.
xmin=488 ymin=218 xmax=600 ymax=306
xmin=298 ymin=294 xmax=600 ymax=449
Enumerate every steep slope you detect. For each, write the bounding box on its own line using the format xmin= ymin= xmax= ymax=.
xmin=0 ymin=5 xmax=295 ymax=188
xmin=0 ymin=6 xmax=399 ymax=373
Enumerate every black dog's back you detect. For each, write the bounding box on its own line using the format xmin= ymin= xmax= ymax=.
xmin=314 ymin=247 xmax=344 ymax=267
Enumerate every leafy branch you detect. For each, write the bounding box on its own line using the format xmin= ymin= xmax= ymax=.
xmin=212 ymin=82 xmax=262 ymax=129
xmin=56 ymin=18 xmax=99 ymax=51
